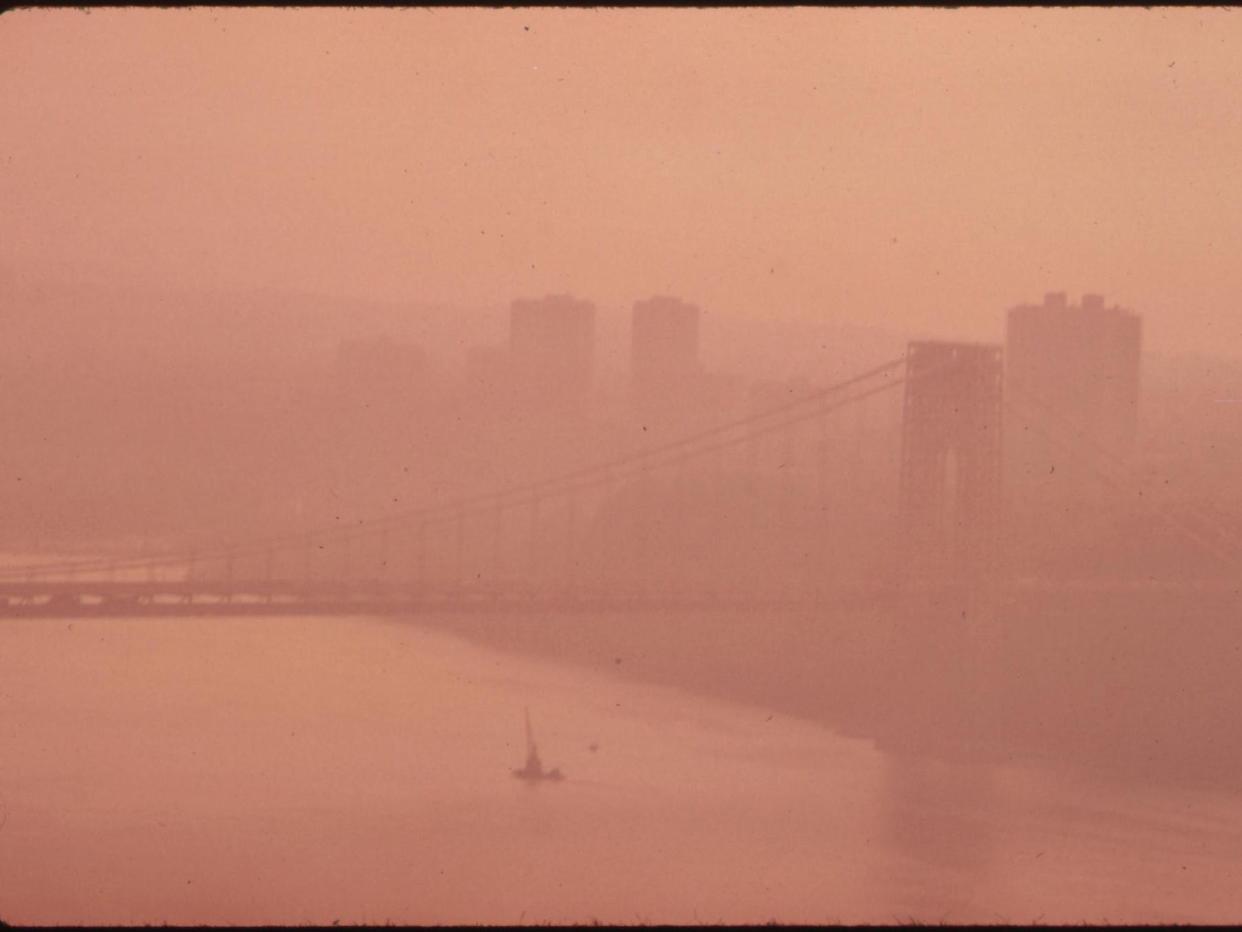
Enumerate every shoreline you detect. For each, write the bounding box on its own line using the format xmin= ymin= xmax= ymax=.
xmin=401 ymin=587 xmax=1242 ymax=795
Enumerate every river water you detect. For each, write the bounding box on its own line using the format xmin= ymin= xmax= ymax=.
xmin=2 ymin=614 xmax=1241 ymax=925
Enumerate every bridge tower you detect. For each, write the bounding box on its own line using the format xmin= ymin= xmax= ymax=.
xmin=898 ymin=341 xmax=1003 ymax=581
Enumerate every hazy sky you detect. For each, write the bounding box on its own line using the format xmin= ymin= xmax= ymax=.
xmin=3 ymin=7 xmax=1240 ymax=354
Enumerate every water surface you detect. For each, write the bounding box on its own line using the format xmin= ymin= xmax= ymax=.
xmin=2 ymin=614 xmax=1241 ymax=925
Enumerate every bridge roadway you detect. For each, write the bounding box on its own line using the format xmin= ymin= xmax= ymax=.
xmin=0 ymin=578 xmax=887 ymax=619
xmin=0 ymin=576 xmax=1236 ymax=619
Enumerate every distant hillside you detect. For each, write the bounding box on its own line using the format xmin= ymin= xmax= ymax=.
xmin=1 ymin=267 xmax=911 ymax=386
xmin=0 ymin=268 xmax=501 ymax=372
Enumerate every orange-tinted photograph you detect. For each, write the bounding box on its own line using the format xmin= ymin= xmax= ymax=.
xmin=2 ymin=6 xmax=1241 ymax=926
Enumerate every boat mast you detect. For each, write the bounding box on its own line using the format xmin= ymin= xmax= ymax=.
xmin=524 ymin=707 xmax=537 ymax=758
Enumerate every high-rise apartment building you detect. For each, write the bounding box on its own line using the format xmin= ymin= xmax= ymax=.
xmin=1005 ymin=291 xmax=1142 ymax=490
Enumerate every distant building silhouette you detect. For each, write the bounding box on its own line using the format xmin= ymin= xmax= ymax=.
xmin=1005 ymin=292 xmax=1142 ymax=493
xmin=509 ymin=294 xmax=596 ymax=405
xmin=630 ymin=296 xmax=701 ymax=405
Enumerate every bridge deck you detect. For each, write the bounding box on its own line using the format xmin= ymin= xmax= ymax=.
xmin=0 ymin=577 xmax=1235 ymax=619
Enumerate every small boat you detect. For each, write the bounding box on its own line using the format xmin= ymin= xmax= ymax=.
xmin=512 ymin=708 xmax=564 ymax=782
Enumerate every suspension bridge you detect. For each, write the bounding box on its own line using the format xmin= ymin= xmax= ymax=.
xmin=2 ymin=342 xmax=1238 ymax=619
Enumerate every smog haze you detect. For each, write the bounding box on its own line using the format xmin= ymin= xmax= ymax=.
xmin=3 ymin=7 xmax=1242 ymax=928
